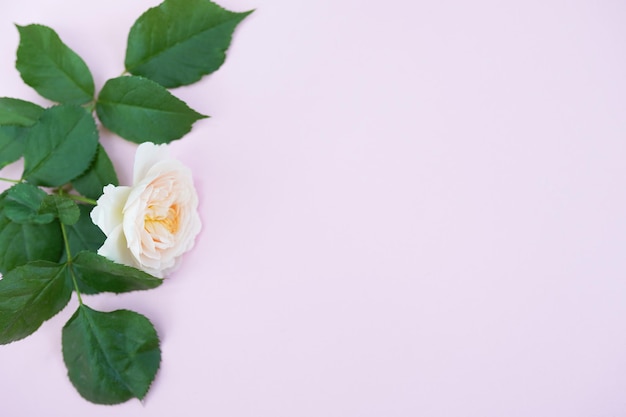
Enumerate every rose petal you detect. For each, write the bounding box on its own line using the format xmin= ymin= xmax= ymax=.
xmin=97 ymin=224 xmax=142 ymax=272
xmin=133 ymin=142 xmax=170 ymax=184
xmin=90 ymin=185 xmax=132 ymax=235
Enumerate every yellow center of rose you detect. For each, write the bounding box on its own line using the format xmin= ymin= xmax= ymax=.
xmin=144 ymin=203 xmax=181 ymax=240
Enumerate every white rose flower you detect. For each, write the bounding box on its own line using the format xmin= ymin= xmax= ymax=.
xmin=90 ymin=142 xmax=201 ymax=278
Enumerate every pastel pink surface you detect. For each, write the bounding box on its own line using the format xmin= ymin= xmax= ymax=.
xmin=1 ymin=1 xmax=626 ymax=416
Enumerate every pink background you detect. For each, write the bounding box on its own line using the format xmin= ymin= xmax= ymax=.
xmin=1 ymin=0 xmax=626 ymax=415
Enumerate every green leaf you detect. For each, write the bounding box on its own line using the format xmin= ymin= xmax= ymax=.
xmin=16 ymin=24 xmax=95 ymax=104
xmin=71 ymin=251 xmax=162 ymax=294
xmin=0 ymin=126 xmax=26 ymax=169
xmin=0 ymin=193 xmax=64 ymax=273
xmin=3 ymin=183 xmax=54 ymax=224
xmin=72 ymin=144 xmax=119 ymax=200
xmin=0 ymin=215 xmax=64 ymax=274
xmin=0 ymin=261 xmax=72 ymax=344
xmin=0 ymin=98 xmax=44 ymax=126
xmin=40 ymin=194 xmax=80 ymax=225
xmin=23 ymin=105 xmax=99 ymax=187
xmin=96 ymin=76 xmax=206 ymax=144
xmin=61 ymin=205 xmax=105 ymax=271
xmin=0 ymin=99 xmax=40 ymax=167
xmin=125 ymin=0 xmax=253 ymax=88
xmin=2 ymin=184 xmax=79 ymax=225
xmin=62 ymin=305 xmax=161 ymax=404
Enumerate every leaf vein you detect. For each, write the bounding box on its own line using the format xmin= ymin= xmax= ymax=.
xmin=81 ymin=308 xmax=137 ymax=398
xmin=98 ymin=100 xmax=194 ymax=117
xmin=1 ymin=265 xmax=66 ymax=338
xmin=25 ymin=111 xmax=87 ymax=178
xmin=127 ymin=18 xmax=238 ymax=71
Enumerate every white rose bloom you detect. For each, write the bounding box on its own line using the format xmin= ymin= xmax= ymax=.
xmin=90 ymin=142 xmax=201 ymax=278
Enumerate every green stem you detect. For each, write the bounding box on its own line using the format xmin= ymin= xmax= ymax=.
xmin=61 ymin=222 xmax=83 ymax=305
xmin=0 ymin=176 xmax=20 ymax=184
xmin=67 ymin=193 xmax=98 ymax=205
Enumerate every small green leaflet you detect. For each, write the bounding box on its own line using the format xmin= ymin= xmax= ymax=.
xmin=40 ymin=194 xmax=80 ymax=225
xmin=16 ymin=24 xmax=95 ymax=104
xmin=2 ymin=184 xmax=79 ymax=226
xmin=0 ymin=262 xmax=72 ymax=344
xmin=62 ymin=306 xmax=161 ymax=404
xmin=3 ymin=183 xmax=54 ymax=224
xmin=23 ymin=105 xmax=99 ymax=187
xmin=0 ymin=98 xmax=44 ymax=126
xmin=125 ymin=0 xmax=253 ymax=88
xmin=96 ymin=76 xmax=207 ymax=144
xmin=72 ymin=251 xmax=162 ymax=294
xmin=72 ymin=144 xmax=119 ymax=200
xmin=0 ymin=204 xmax=63 ymax=274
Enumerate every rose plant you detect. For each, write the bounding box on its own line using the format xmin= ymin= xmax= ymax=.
xmin=0 ymin=0 xmax=251 ymax=405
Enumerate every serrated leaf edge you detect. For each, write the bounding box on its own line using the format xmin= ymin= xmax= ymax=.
xmin=63 ymin=305 xmax=161 ymax=404
xmin=15 ymin=24 xmax=95 ymax=104
xmin=0 ymin=263 xmax=71 ymax=345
